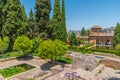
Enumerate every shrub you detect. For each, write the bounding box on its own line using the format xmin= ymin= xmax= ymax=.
xmin=14 ymin=36 xmax=33 ymax=54
xmin=0 ymin=67 xmax=25 ymax=78
xmin=31 ymin=37 xmax=42 ymax=54
xmin=56 ymin=56 xmax=72 ymax=64
xmin=38 ymin=39 xmax=68 ymax=64
xmin=90 ymin=48 xmax=120 ymax=56
xmin=115 ymin=44 xmax=120 ymax=51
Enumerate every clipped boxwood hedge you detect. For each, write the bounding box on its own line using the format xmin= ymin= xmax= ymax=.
xmin=90 ymin=48 xmax=120 ymax=56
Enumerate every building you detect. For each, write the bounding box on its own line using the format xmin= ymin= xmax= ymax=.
xmin=89 ymin=26 xmax=114 ymax=46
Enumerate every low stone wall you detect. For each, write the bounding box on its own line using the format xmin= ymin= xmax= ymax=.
xmin=101 ymin=59 xmax=120 ymax=69
xmin=0 ymin=57 xmax=16 ymax=63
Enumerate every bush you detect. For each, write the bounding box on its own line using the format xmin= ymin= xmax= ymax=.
xmin=68 ymin=46 xmax=92 ymax=54
xmin=0 ymin=66 xmax=25 ymax=78
xmin=115 ymin=44 xmax=120 ymax=51
xmin=90 ymin=48 xmax=120 ymax=56
xmin=38 ymin=39 xmax=68 ymax=64
xmin=14 ymin=36 xmax=33 ymax=54
xmin=56 ymin=56 xmax=72 ymax=64
xmin=0 ymin=51 xmax=24 ymax=58
xmin=31 ymin=37 xmax=42 ymax=54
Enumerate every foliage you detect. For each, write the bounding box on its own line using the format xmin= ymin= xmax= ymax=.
xmin=14 ymin=36 xmax=33 ymax=53
xmin=2 ymin=0 xmax=28 ymax=51
xmin=80 ymin=27 xmax=86 ymax=36
xmin=35 ymin=0 xmax=51 ymax=39
xmin=90 ymin=48 xmax=120 ymax=56
xmin=113 ymin=23 xmax=120 ymax=47
xmin=27 ymin=9 xmax=37 ymax=39
xmin=115 ymin=44 xmax=120 ymax=51
xmin=0 ymin=37 xmax=9 ymax=53
xmin=60 ymin=0 xmax=67 ymax=42
xmin=0 ymin=51 xmax=24 ymax=59
xmin=56 ymin=56 xmax=72 ymax=64
xmin=27 ymin=78 xmax=34 ymax=80
xmin=38 ymin=39 xmax=67 ymax=64
xmin=69 ymin=32 xmax=81 ymax=46
xmin=0 ymin=66 xmax=25 ymax=78
xmin=68 ymin=46 xmax=92 ymax=54
xmin=31 ymin=37 xmax=42 ymax=54
xmin=51 ymin=0 xmax=63 ymax=41
xmin=81 ymin=43 xmax=93 ymax=49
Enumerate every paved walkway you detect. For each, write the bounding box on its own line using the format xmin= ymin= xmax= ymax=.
xmin=0 ymin=58 xmax=53 ymax=80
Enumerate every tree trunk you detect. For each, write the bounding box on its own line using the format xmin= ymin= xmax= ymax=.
xmin=1 ymin=35 xmax=4 ymax=42
xmin=7 ymin=35 xmax=14 ymax=52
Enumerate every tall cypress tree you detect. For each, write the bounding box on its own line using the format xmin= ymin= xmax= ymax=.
xmin=17 ymin=5 xmax=28 ymax=36
xmin=27 ymin=9 xmax=37 ymax=39
xmin=35 ymin=0 xmax=51 ymax=39
xmin=61 ymin=0 xmax=67 ymax=42
xmin=52 ymin=0 xmax=62 ymax=40
xmin=2 ymin=0 xmax=27 ymax=51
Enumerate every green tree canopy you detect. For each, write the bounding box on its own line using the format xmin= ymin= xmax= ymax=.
xmin=69 ymin=32 xmax=81 ymax=46
xmin=80 ymin=27 xmax=86 ymax=36
xmin=27 ymin=9 xmax=37 ymax=39
xmin=52 ymin=0 xmax=62 ymax=40
xmin=61 ymin=0 xmax=67 ymax=42
xmin=35 ymin=0 xmax=51 ymax=39
xmin=2 ymin=0 xmax=28 ymax=51
xmin=14 ymin=36 xmax=33 ymax=53
xmin=38 ymin=39 xmax=67 ymax=64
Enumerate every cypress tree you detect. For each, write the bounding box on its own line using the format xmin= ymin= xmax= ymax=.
xmin=61 ymin=0 xmax=67 ymax=42
xmin=35 ymin=0 xmax=51 ymax=39
xmin=52 ymin=0 xmax=62 ymax=41
xmin=2 ymin=0 xmax=27 ymax=51
xmin=17 ymin=5 xmax=28 ymax=36
xmin=27 ymin=9 xmax=37 ymax=39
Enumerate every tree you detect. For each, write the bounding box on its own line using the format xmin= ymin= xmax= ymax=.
xmin=14 ymin=36 xmax=33 ymax=54
xmin=27 ymin=9 xmax=37 ymax=39
xmin=52 ymin=0 xmax=62 ymax=40
xmin=61 ymin=0 xmax=67 ymax=42
xmin=0 ymin=0 xmax=7 ymax=41
xmin=113 ymin=23 xmax=120 ymax=47
xmin=69 ymin=32 xmax=80 ymax=46
xmin=2 ymin=0 xmax=28 ymax=51
xmin=38 ymin=39 xmax=67 ymax=64
xmin=80 ymin=27 xmax=86 ymax=36
xmin=80 ymin=27 xmax=86 ymax=46
xmin=35 ymin=0 xmax=51 ymax=39
xmin=17 ymin=5 xmax=28 ymax=36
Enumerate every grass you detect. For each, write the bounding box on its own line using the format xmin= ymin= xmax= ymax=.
xmin=0 ymin=51 xmax=24 ymax=59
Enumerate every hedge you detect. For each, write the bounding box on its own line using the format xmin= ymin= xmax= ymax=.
xmin=90 ymin=48 xmax=120 ymax=56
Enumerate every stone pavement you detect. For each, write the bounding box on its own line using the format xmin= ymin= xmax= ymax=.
xmin=0 ymin=58 xmax=53 ymax=80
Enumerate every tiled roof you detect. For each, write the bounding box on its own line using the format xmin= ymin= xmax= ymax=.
xmin=91 ymin=26 xmax=102 ymax=28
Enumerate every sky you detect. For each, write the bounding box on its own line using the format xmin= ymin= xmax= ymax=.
xmin=20 ymin=0 xmax=120 ymax=31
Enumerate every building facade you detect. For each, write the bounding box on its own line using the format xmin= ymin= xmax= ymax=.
xmin=89 ymin=26 xmax=114 ymax=46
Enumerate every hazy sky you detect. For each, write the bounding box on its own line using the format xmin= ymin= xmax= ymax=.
xmin=20 ymin=0 xmax=120 ymax=30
